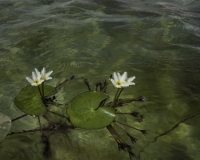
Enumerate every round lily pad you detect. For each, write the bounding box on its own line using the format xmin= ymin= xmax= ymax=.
xmin=14 ymin=85 xmax=55 ymax=116
xmin=0 ymin=112 xmax=11 ymax=142
xmin=67 ymin=91 xmax=116 ymax=129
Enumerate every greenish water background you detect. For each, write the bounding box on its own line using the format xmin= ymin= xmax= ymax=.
xmin=0 ymin=0 xmax=200 ymax=159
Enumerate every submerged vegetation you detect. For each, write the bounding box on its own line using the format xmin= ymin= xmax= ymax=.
xmin=1 ymin=67 xmax=200 ymax=159
xmin=1 ymin=67 xmax=147 ymax=159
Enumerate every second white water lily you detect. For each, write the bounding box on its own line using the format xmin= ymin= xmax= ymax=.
xmin=110 ymin=72 xmax=135 ymax=88
xmin=110 ymin=72 xmax=129 ymax=88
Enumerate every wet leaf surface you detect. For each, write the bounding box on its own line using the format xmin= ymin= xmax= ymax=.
xmin=67 ymin=91 xmax=116 ymax=129
xmin=14 ymin=85 xmax=55 ymax=116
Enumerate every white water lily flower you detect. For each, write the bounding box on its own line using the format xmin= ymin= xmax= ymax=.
xmin=26 ymin=71 xmax=44 ymax=86
xmin=38 ymin=67 xmax=53 ymax=81
xmin=110 ymin=72 xmax=129 ymax=88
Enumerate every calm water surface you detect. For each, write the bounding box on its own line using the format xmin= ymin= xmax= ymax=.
xmin=0 ymin=0 xmax=200 ymax=160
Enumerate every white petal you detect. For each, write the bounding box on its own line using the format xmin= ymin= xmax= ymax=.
xmin=32 ymin=71 xmax=36 ymax=80
xmin=117 ymin=72 xmax=121 ymax=78
xmin=110 ymin=79 xmax=116 ymax=86
xmin=127 ymin=76 xmax=135 ymax=82
xmin=41 ymin=67 xmax=46 ymax=75
xmin=122 ymin=82 xmax=129 ymax=87
xmin=115 ymin=85 xmax=122 ymax=88
xmin=26 ymin=77 xmax=33 ymax=84
xmin=120 ymin=72 xmax=127 ymax=81
xmin=35 ymin=68 xmax=41 ymax=77
xmin=128 ymin=82 xmax=135 ymax=85
xmin=46 ymin=70 xmax=53 ymax=77
xmin=31 ymin=83 xmax=38 ymax=86
xmin=45 ymin=77 xmax=52 ymax=80
xmin=113 ymin=72 xmax=118 ymax=81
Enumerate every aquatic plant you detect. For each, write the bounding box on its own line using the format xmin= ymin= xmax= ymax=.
xmin=1 ymin=68 xmax=147 ymax=160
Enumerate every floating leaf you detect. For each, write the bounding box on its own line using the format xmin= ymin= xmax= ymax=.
xmin=14 ymin=85 xmax=55 ymax=116
xmin=67 ymin=91 xmax=116 ymax=129
xmin=0 ymin=112 xmax=11 ymax=142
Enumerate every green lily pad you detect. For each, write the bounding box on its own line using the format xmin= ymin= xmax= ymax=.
xmin=14 ymin=85 xmax=55 ymax=116
xmin=0 ymin=112 xmax=11 ymax=142
xmin=67 ymin=91 xmax=116 ymax=129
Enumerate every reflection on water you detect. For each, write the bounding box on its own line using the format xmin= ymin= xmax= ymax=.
xmin=0 ymin=0 xmax=200 ymax=159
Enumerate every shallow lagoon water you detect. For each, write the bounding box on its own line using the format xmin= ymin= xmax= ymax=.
xmin=0 ymin=0 xmax=200 ymax=159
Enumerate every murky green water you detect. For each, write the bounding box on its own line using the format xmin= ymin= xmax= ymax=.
xmin=1 ymin=0 xmax=200 ymax=159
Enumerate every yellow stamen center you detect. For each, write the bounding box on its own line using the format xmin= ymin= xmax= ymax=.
xmin=116 ymin=81 xmax=122 ymax=85
xmin=34 ymin=79 xmax=39 ymax=84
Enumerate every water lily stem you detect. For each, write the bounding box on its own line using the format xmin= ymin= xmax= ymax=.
xmin=42 ymin=82 xmax=45 ymax=97
xmin=38 ymin=86 xmax=43 ymax=98
xmin=11 ymin=114 xmax=27 ymax=122
xmin=38 ymin=116 xmax=43 ymax=133
xmin=107 ymin=125 xmax=122 ymax=143
xmin=114 ymin=121 xmax=138 ymax=143
xmin=43 ymin=115 xmax=54 ymax=125
xmin=116 ymin=88 xmax=124 ymax=101
xmin=114 ymin=120 xmax=146 ymax=133
xmin=112 ymin=88 xmax=120 ymax=107
xmin=113 ymin=88 xmax=124 ymax=107
xmin=114 ymin=121 xmax=128 ymax=134
xmin=7 ymin=124 xmax=75 ymax=136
